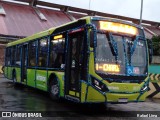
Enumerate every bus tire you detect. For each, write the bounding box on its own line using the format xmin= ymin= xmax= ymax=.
xmin=49 ymin=77 xmax=59 ymax=100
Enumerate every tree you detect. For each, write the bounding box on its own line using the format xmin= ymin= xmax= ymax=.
xmin=152 ymin=35 xmax=160 ymax=55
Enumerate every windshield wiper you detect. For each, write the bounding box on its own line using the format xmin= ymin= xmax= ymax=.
xmin=130 ymin=36 xmax=142 ymax=56
xmin=107 ymin=33 xmax=118 ymax=62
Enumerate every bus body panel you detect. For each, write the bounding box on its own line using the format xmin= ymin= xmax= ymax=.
xmin=15 ymin=67 xmax=21 ymax=82
xmin=84 ymin=85 xmax=147 ymax=103
xmin=81 ymin=81 xmax=88 ymax=103
xmin=87 ymin=86 xmax=105 ymax=102
xmin=88 ymin=48 xmax=102 ymax=80
xmin=7 ymin=67 xmax=13 ymax=79
xmin=82 ymin=79 xmax=148 ymax=103
xmin=27 ymin=69 xmax=36 ymax=87
xmin=36 ymin=70 xmax=48 ymax=91
xmin=106 ymin=92 xmax=147 ymax=102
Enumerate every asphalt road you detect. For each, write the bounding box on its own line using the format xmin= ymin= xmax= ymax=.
xmin=0 ymin=76 xmax=160 ymax=120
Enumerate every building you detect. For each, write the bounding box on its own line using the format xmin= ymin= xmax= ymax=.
xmin=0 ymin=0 xmax=160 ymax=72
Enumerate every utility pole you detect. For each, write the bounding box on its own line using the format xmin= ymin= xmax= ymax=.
xmin=140 ymin=0 xmax=143 ymax=25
xmin=89 ymin=0 xmax=91 ymax=10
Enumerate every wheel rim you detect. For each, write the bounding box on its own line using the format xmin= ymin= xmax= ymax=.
xmin=51 ymin=83 xmax=59 ymax=96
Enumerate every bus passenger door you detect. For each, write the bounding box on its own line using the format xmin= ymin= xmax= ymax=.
xmin=21 ymin=44 xmax=28 ymax=83
xmin=65 ymin=30 xmax=85 ymax=102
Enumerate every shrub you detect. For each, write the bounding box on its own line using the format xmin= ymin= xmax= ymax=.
xmin=152 ymin=35 xmax=160 ymax=55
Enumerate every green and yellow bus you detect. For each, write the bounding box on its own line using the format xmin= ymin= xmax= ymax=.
xmin=4 ymin=16 xmax=150 ymax=103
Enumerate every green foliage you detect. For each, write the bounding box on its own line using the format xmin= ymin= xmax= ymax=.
xmin=152 ymin=35 xmax=160 ymax=55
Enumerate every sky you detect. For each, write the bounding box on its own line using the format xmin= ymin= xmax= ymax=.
xmin=43 ymin=0 xmax=160 ymax=22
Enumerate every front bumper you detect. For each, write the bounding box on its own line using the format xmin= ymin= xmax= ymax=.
xmin=106 ymin=92 xmax=147 ymax=103
xmin=84 ymin=85 xmax=147 ymax=103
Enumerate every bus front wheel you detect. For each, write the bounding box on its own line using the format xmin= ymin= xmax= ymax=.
xmin=49 ymin=78 xmax=59 ymax=100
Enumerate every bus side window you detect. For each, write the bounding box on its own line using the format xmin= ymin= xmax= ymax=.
xmin=15 ymin=45 xmax=21 ymax=66
xmin=38 ymin=38 xmax=48 ymax=67
xmin=28 ymin=41 xmax=37 ymax=67
xmin=50 ymin=36 xmax=65 ymax=68
xmin=11 ymin=46 xmax=16 ymax=66
xmin=5 ymin=48 xmax=11 ymax=66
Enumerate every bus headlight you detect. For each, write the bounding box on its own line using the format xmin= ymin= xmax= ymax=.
xmin=91 ymin=78 xmax=109 ymax=92
xmin=142 ymin=86 xmax=148 ymax=91
xmin=94 ymin=79 xmax=101 ymax=90
xmin=140 ymin=84 xmax=148 ymax=92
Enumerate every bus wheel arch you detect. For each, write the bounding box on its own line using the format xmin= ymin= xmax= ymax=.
xmin=48 ymin=74 xmax=60 ymax=100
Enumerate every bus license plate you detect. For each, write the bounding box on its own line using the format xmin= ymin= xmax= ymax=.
xmin=118 ymin=98 xmax=128 ymax=103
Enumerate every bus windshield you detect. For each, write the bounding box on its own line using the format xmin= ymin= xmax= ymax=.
xmin=95 ymin=33 xmax=147 ymax=76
